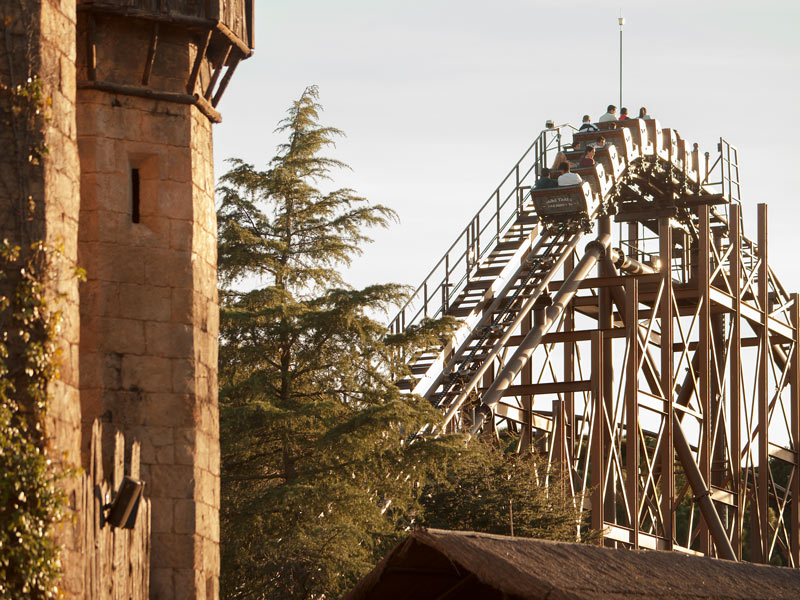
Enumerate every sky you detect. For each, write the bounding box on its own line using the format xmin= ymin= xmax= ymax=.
xmin=213 ymin=0 xmax=800 ymax=296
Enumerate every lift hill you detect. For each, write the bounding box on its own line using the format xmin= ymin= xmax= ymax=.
xmin=391 ymin=117 xmax=800 ymax=566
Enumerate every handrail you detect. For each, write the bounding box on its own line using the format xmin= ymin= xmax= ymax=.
xmin=389 ymin=126 xmax=565 ymax=334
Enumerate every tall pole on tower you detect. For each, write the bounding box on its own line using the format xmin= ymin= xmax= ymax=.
xmin=619 ymin=12 xmax=625 ymax=109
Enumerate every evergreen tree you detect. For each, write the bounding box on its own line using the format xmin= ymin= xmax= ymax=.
xmin=217 ymin=86 xmax=452 ymax=599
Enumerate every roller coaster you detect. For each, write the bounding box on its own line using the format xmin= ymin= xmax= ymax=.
xmin=391 ymin=117 xmax=799 ymax=565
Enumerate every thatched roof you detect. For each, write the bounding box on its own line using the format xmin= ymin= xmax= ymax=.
xmin=342 ymin=528 xmax=800 ymax=599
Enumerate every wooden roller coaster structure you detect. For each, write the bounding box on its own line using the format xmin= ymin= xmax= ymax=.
xmin=392 ymin=117 xmax=799 ymax=565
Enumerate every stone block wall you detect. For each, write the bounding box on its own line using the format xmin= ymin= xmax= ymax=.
xmin=77 ymin=87 xmax=219 ymax=598
xmin=0 ymin=1 xmax=83 ymax=596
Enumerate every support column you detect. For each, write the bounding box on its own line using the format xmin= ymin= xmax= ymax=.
xmin=518 ymin=311 xmax=533 ymax=454
xmin=659 ymin=216 xmax=674 ymax=549
xmin=698 ymin=205 xmax=712 ymax=555
xmin=598 ymin=216 xmax=615 ymax=524
xmin=563 ymin=251 xmax=575 ymax=461
xmin=591 ymin=330 xmax=605 ymax=537
xmin=790 ymin=292 xmax=800 ymax=566
xmin=625 ymin=277 xmax=639 ymax=548
xmin=756 ymin=203 xmax=769 ymax=563
xmin=730 ymin=203 xmax=743 ymax=559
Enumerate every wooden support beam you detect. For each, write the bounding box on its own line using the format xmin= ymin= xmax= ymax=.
xmin=756 ymin=203 xmax=769 ymax=563
xmin=564 ymin=250 xmax=576 ymax=457
xmin=187 ymin=29 xmax=212 ymax=94
xmin=504 ymin=326 xmax=627 ymax=346
xmin=591 ymin=330 xmax=605 ymax=537
xmin=205 ymin=42 xmax=232 ymax=100
xmin=659 ymin=216 xmax=674 ymax=549
xmin=698 ymin=204 xmax=712 ymax=555
xmin=211 ymin=54 xmax=242 ymax=107
xmin=77 ymin=80 xmax=222 ymax=123
xmin=141 ymin=22 xmax=159 ymax=86
xmin=626 ymin=277 xmax=640 ymax=549
xmin=517 ymin=312 xmax=533 ymax=454
xmin=730 ymin=203 xmax=742 ymax=559
xmin=598 ymin=217 xmax=616 ymax=526
xmin=615 ymin=207 xmax=678 ymax=222
xmin=495 ymin=381 xmax=592 ymax=396
xmin=790 ymin=292 xmax=800 ymax=567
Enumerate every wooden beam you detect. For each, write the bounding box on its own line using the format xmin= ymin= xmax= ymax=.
xmin=187 ymin=29 xmax=213 ymax=94
xmin=791 ymin=292 xmax=800 ymax=566
xmin=141 ymin=22 xmax=159 ymax=86
xmin=730 ymin=203 xmax=742 ymax=559
xmin=615 ymin=208 xmax=677 ymax=222
xmin=659 ymin=216 xmax=674 ymax=550
xmin=492 ymin=381 xmax=592 ymax=396
xmin=698 ymin=204 xmax=712 ymax=555
xmin=757 ymin=203 xmax=769 ymax=563
xmin=591 ymin=330 xmax=605 ymax=536
xmin=626 ymin=277 xmax=640 ymax=549
xmin=205 ymin=43 xmax=232 ymax=100
xmin=77 ymin=80 xmax=222 ymax=123
xmin=211 ymin=54 xmax=242 ymax=107
xmin=216 ymin=21 xmax=253 ymax=57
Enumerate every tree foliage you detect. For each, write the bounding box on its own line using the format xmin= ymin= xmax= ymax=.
xmin=418 ymin=441 xmax=580 ymax=541
xmin=218 ymin=86 xmax=586 ymax=600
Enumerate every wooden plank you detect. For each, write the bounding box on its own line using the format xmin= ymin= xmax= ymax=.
xmin=626 ymin=277 xmax=640 ymax=549
xmin=492 ymin=380 xmax=592 ymax=396
xmin=791 ymin=292 xmax=800 ymax=566
xmin=187 ymin=28 xmax=212 ymax=94
xmin=591 ymin=330 xmax=604 ymax=536
xmin=141 ymin=22 xmax=160 ymax=85
xmin=659 ymin=216 xmax=674 ymax=550
xmin=757 ymin=203 xmax=769 ymax=562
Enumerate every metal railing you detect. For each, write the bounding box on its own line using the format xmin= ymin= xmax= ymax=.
xmin=703 ymin=137 xmax=741 ymax=205
xmin=388 ymin=127 xmax=565 ymax=334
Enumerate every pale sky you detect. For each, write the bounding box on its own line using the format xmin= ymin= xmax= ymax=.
xmin=214 ymin=0 xmax=800 ymax=295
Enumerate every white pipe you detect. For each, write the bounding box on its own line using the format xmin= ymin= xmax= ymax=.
xmin=470 ymin=233 xmax=611 ymax=436
xmin=440 ymin=228 xmax=587 ymax=428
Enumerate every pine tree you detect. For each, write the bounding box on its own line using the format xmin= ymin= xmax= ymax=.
xmin=217 ymin=86 xmax=452 ymax=599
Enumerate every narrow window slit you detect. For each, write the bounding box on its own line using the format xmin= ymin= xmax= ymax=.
xmin=131 ymin=168 xmax=141 ymax=223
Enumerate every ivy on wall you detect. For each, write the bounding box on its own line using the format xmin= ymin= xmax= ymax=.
xmin=0 ymin=241 xmax=65 ymax=600
xmin=0 ymin=66 xmax=71 ymax=598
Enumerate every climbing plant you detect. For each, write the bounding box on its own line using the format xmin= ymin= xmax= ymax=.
xmin=0 ymin=27 xmax=69 ymax=594
xmin=0 ymin=240 xmax=66 ymax=600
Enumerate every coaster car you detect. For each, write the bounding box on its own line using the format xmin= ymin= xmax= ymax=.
xmin=532 ymin=181 xmax=599 ymax=227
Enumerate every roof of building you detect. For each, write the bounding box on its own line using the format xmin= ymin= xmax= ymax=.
xmin=342 ymin=528 xmax=800 ymax=600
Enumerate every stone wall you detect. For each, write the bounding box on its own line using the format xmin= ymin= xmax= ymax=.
xmin=0 ymin=1 xmax=83 ymax=596
xmin=77 ymin=49 xmax=219 ymax=600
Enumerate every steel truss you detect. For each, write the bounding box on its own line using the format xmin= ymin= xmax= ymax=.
xmin=393 ymin=120 xmax=800 ymax=565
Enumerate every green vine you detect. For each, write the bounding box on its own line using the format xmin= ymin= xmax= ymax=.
xmin=0 ymin=240 xmax=66 ymax=599
xmin=0 ymin=31 xmax=69 ymax=594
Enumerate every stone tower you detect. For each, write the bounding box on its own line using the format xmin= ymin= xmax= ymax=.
xmin=75 ymin=2 xmax=252 ymax=597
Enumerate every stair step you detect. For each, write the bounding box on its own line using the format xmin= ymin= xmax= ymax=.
xmin=464 ymin=279 xmax=495 ymax=290
xmin=474 ymin=266 xmax=504 ymax=277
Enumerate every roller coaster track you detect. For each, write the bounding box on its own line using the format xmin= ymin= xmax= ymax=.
xmin=392 ymin=118 xmax=800 ymax=566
